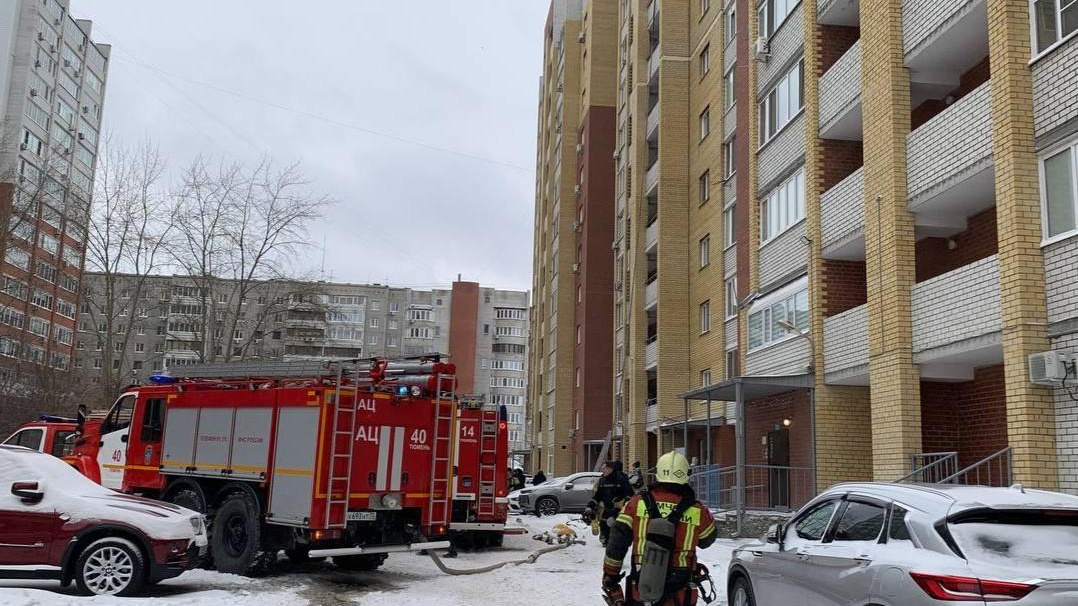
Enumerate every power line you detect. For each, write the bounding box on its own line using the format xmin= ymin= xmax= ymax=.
xmin=108 ymin=56 xmax=533 ymax=174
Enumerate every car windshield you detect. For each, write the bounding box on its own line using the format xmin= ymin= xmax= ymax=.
xmin=949 ymin=509 xmax=1078 ymax=577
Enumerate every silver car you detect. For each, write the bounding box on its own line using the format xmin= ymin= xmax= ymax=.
xmin=728 ymin=482 xmax=1078 ymax=606
xmin=513 ymin=472 xmax=601 ymax=516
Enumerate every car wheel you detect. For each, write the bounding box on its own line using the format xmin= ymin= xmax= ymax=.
xmin=334 ymin=554 xmax=386 ymax=571
xmin=729 ymin=575 xmax=757 ymax=606
xmin=75 ymin=537 xmax=146 ymax=597
xmin=535 ymin=496 xmax=559 ymax=517
xmin=210 ymin=491 xmax=262 ymax=574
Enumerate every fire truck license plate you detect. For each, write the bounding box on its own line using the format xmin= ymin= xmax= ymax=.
xmin=346 ymin=511 xmax=377 ymax=522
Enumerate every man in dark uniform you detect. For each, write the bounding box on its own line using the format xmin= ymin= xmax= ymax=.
xmin=583 ymin=461 xmax=634 ymax=546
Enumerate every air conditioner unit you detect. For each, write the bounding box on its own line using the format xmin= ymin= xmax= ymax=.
xmin=571 ymin=263 xmax=581 ymax=273
xmin=571 ymin=220 xmax=581 ymax=232
xmin=48 ymin=44 xmax=56 ymax=54
xmin=82 ymin=105 xmax=89 ymax=114
xmin=573 ymin=184 xmax=581 ymax=194
xmin=63 ymin=59 xmax=70 ymax=67
xmin=34 ymin=60 xmax=42 ymax=68
xmin=1029 ymin=351 xmax=1074 ymax=384
xmin=576 ymin=143 xmax=584 ymax=153
xmin=63 ymin=147 xmax=71 ymax=156
xmin=30 ymin=88 xmax=39 ymax=97
xmin=754 ymin=38 xmax=771 ymax=61
xmin=613 ymin=149 xmax=621 ymax=160
xmin=19 ymin=143 xmax=28 ymax=151
xmin=37 ymin=32 xmax=44 ymax=41
xmin=556 ymin=84 xmax=563 ymax=93
xmin=73 ymin=69 xmax=80 ymax=78
xmin=77 ymin=132 xmax=85 ymax=140
xmin=614 ymin=280 xmax=623 ymax=291
xmin=578 ymin=31 xmax=586 ymax=43
xmin=53 ymin=18 xmax=61 ymax=26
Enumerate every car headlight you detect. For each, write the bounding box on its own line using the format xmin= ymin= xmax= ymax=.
xmin=381 ymin=493 xmax=402 ymax=509
xmin=190 ymin=516 xmax=204 ymax=535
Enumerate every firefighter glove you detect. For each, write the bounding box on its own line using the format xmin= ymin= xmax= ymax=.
xmin=582 ymin=507 xmax=595 ymax=524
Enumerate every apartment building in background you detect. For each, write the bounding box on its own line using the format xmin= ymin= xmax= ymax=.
xmin=77 ymin=275 xmax=531 ymax=455
xmin=538 ymin=0 xmax=1078 ymax=499
xmin=0 ymin=0 xmax=108 ymax=380
xmin=528 ymin=0 xmax=619 ymax=477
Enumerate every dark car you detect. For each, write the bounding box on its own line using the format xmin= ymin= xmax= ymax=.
xmin=0 ymin=445 xmax=207 ymax=596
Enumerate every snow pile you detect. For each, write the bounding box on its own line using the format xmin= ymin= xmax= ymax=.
xmin=0 ymin=447 xmax=200 ymax=540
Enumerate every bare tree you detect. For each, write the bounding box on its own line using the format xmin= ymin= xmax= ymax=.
xmin=81 ymin=138 xmax=175 ymax=398
xmin=170 ymin=157 xmax=330 ymax=362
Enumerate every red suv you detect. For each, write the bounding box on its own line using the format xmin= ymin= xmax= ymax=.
xmin=0 ymin=445 xmax=208 ymax=596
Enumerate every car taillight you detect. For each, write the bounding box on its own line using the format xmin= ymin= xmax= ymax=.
xmin=910 ymin=572 xmax=1037 ymax=602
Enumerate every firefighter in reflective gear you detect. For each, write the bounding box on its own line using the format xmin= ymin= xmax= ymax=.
xmin=602 ymin=452 xmax=718 ymax=606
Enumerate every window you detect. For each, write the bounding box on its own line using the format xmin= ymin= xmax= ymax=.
xmin=496 ymin=326 xmax=524 ymax=337
xmin=388 ymin=301 xmax=399 ymax=313
xmin=10 ymin=218 xmax=33 ymax=242
xmin=699 ymin=170 xmax=710 ymax=204
xmin=701 ymin=0 xmax=710 ymax=14
xmin=408 ymin=308 xmax=432 ymax=321
xmin=57 ymin=99 xmax=76 ymax=126
xmin=387 ymin=319 xmax=398 ymax=330
xmin=54 ymin=326 xmax=72 ymax=345
xmin=0 ymin=306 xmax=25 ymax=329
xmin=86 ymin=71 xmax=102 ymax=94
xmin=699 ymin=235 xmax=710 ymax=269
xmin=699 ymin=106 xmax=711 ymax=140
xmin=36 ymin=261 xmax=57 ymax=283
xmin=699 ymin=44 xmax=710 ymax=76
xmin=725 ymin=278 xmax=738 ymax=318
xmin=407 ymin=327 xmax=433 ymax=339
xmin=491 ymin=377 xmax=526 ymax=389
xmin=1042 ymin=141 xmax=1078 ymax=240
xmin=368 ymin=334 xmax=378 ymax=345
xmin=369 ymin=299 xmax=381 ymax=311
xmin=758 ymin=0 xmax=799 ymax=39
xmin=760 ymin=167 xmax=806 ymax=242
xmin=387 ymin=336 xmax=398 ymax=347
xmin=21 ymin=129 xmax=43 ymax=156
xmin=723 ymin=136 xmax=736 ymax=177
xmin=1033 ymin=0 xmax=1078 ymax=54
xmin=888 ymin=506 xmax=912 ymax=541
xmin=700 ymin=368 xmax=712 ymax=387
xmin=725 ymin=8 xmax=737 ymax=45
xmin=24 ymin=100 xmax=49 ymax=129
xmin=31 ymin=288 xmax=53 ymax=310
xmin=575 ymin=368 xmax=581 ymax=388
xmin=495 ymin=308 xmax=526 ymax=320
xmin=576 ymin=324 xmax=582 ymax=344
xmin=62 ymin=247 xmax=82 ymax=268
xmin=493 ymin=343 xmax=527 ymax=354
xmin=60 ymin=274 xmax=78 ymax=293
xmin=5 ymin=428 xmax=44 ymax=451
xmin=28 ymin=316 xmax=49 ymax=337
xmin=6 ymin=247 xmax=30 ymax=270
xmin=369 ymin=317 xmax=381 ymax=328
xmin=329 ymin=295 xmax=362 ymax=305
xmin=723 ymin=203 xmax=736 ymax=248
xmin=760 ymin=60 xmax=804 ymax=143
xmin=724 ymin=66 xmax=735 ymax=110
xmin=792 ymin=501 xmax=839 ymax=541
xmin=699 ymin=300 xmax=711 ymax=334
xmin=833 ymin=501 xmax=886 ymax=542
xmin=725 ymin=348 xmax=740 ymax=379
xmin=4 ymin=277 xmax=28 ymax=300
xmin=140 ymin=399 xmax=165 ymax=443
xmin=748 ymin=282 xmax=809 ymax=350
xmin=491 ymin=360 xmax=525 ymax=371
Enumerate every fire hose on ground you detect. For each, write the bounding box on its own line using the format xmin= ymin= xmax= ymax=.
xmin=420 ymin=525 xmax=586 ymax=576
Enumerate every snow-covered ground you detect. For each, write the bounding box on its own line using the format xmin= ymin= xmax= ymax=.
xmin=0 ymin=515 xmax=749 ymax=605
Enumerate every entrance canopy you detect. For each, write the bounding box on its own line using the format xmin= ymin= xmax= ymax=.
xmin=679 ymin=374 xmax=814 ymax=402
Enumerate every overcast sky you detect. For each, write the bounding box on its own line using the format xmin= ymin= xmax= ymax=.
xmin=74 ymin=0 xmax=548 ymax=293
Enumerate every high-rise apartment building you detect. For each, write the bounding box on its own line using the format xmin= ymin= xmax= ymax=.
xmin=529 ymin=0 xmax=619 ymax=477
xmin=540 ymin=0 xmax=1078 ymax=497
xmin=0 ymin=0 xmax=108 ymax=380
xmin=73 ymin=275 xmax=532 ymax=455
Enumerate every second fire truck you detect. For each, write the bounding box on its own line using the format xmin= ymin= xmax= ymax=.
xmin=66 ymin=356 xmax=509 ymax=573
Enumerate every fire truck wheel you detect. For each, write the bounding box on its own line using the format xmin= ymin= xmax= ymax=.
xmin=333 ymin=554 xmax=386 ymax=572
xmin=167 ymin=486 xmax=207 ymax=514
xmin=210 ymin=491 xmax=262 ymax=575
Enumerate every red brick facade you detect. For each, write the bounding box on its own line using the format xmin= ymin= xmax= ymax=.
xmin=915 ymin=207 xmax=998 ymax=283
xmin=818 ymin=25 xmax=861 ymax=75
xmin=822 ymin=259 xmax=868 ymax=317
xmin=920 ymin=365 xmax=1008 ymax=468
xmin=819 ymin=139 xmax=864 ymax=191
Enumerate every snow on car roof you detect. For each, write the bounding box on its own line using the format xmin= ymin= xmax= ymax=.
xmin=828 ymin=482 xmax=1078 ymax=516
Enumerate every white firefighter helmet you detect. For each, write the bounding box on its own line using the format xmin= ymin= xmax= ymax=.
xmin=655 ymin=451 xmax=690 ymax=485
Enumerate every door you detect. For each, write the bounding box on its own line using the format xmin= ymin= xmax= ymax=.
xmin=755 ymin=497 xmax=843 ymax=605
xmin=97 ymin=394 xmax=136 ymax=490
xmin=767 ymin=428 xmax=790 ymax=508
xmin=124 ymin=397 xmax=165 ymax=489
xmin=0 ymin=472 xmax=58 ymax=567
xmin=798 ymin=498 xmax=888 ymax=606
xmin=564 ymin=474 xmax=599 ymax=511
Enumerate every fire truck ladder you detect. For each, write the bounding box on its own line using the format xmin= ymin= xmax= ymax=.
xmin=476 ymin=405 xmax=501 ymax=519
xmin=324 ymin=367 xmax=356 ymax=529
xmin=427 ymin=375 xmax=456 ymax=531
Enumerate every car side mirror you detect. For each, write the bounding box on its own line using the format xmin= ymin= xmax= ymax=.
xmin=564 ymin=483 xmax=574 ymax=490
xmin=120 ymin=434 xmax=128 ymax=443
xmin=766 ymin=523 xmax=784 ymax=547
xmin=11 ymin=481 xmax=44 ymax=504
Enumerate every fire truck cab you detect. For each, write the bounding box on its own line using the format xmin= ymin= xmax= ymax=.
xmin=67 ymin=357 xmax=493 ymax=574
xmin=3 ymin=415 xmax=78 ymax=458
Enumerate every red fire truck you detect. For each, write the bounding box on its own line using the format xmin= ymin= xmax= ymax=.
xmin=66 ymin=356 xmax=509 ymax=574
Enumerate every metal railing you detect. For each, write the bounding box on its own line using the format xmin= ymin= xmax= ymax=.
xmin=897 ymin=451 xmax=958 ymax=484
xmin=939 ymin=447 xmax=1012 ymax=487
xmin=691 ymin=464 xmax=815 ymax=513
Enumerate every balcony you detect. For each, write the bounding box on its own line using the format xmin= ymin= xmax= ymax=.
xmin=903 ymin=0 xmax=988 ymax=106
xmin=646 ymin=401 xmax=659 ymax=426
xmin=819 ymin=40 xmax=862 ymax=141
xmin=645 ymin=277 xmax=658 ymax=310
xmin=647 ymin=0 xmax=660 ymax=32
xmin=645 ymin=219 xmax=658 ymax=252
xmin=724 ymin=38 xmax=737 ymax=72
xmin=906 ymin=81 xmax=994 ymax=235
xmin=818 ymin=0 xmax=860 ymax=25
xmin=615 ymin=326 xmax=625 ymax=348
xmin=645 ymin=337 xmax=658 ymax=370
xmin=648 ymin=48 xmax=660 ymax=86
xmin=723 ymin=105 xmax=736 ymax=139
xmin=821 ymin=167 xmax=865 ymax=260
xmin=723 ymin=173 xmax=736 ymax=205
xmin=646 ymin=103 xmax=660 ymax=142
xmin=645 ymin=160 xmax=659 ymax=196
xmin=912 ymin=255 xmax=1001 ymax=380
xmin=823 ymin=305 xmax=869 ymax=385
